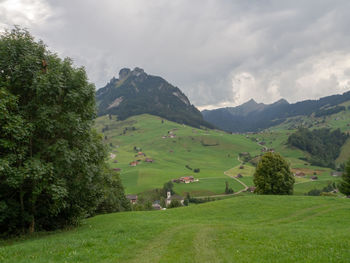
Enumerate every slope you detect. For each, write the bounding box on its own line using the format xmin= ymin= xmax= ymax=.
xmin=2 ymin=195 xmax=349 ymax=263
xmin=95 ymin=114 xmax=340 ymax=197
xmin=95 ymin=114 xmax=261 ymax=196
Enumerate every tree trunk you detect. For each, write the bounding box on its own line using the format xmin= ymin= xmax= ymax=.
xmin=19 ymin=189 xmax=25 ymax=233
xmin=29 ymin=216 xmax=35 ymax=234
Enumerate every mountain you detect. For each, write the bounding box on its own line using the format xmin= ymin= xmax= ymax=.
xmin=225 ymin=99 xmax=267 ymax=116
xmin=96 ymin=67 xmax=213 ymax=128
xmin=202 ymin=92 xmax=350 ymax=132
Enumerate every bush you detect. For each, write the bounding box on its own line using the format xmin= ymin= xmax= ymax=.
xmin=168 ymin=200 xmax=182 ymax=208
xmin=339 ymin=159 xmax=350 ymax=196
xmin=225 ymin=181 xmax=234 ymax=194
xmin=306 ymin=182 xmax=337 ymax=196
xmin=306 ymin=189 xmax=322 ymax=196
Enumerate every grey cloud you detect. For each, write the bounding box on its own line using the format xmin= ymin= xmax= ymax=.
xmin=1 ymin=0 xmax=350 ymax=108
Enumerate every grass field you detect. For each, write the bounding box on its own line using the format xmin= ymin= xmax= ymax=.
xmin=1 ymin=195 xmax=349 ymax=263
xmin=94 ymin=114 xmax=343 ymax=197
xmin=95 ymin=114 xmax=262 ymax=196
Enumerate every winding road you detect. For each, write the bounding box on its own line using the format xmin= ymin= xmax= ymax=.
xmin=194 ymin=156 xmax=250 ymax=199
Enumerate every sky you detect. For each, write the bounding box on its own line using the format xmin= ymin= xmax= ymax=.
xmin=1 ymin=0 xmax=350 ymax=110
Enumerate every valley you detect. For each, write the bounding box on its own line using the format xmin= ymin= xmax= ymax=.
xmin=95 ymin=114 xmax=343 ymax=198
xmin=2 ymin=6 xmax=350 ymax=262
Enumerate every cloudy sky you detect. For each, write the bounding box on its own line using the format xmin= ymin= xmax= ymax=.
xmin=1 ymin=0 xmax=350 ymax=109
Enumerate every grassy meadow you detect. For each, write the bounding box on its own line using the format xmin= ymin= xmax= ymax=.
xmin=1 ymin=195 xmax=349 ymax=263
xmin=95 ymin=114 xmax=341 ymax=197
xmin=95 ymin=114 xmax=262 ymax=196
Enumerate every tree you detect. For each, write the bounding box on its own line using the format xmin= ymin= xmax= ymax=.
xmin=162 ymin=181 xmax=174 ymax=197
xmin=339 ymin=159 xmax=350 ymax=197
xmin=224 ymin=181 xmax=234 ymax=194
xmin=95 ymin=169 xmax=130 ymax=213
xmin=0 ymin=27 xmax=129 ymax=236
xmin=253 ymin=152 xmax=294 ymax=195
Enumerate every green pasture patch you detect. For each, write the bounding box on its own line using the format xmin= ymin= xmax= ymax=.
xmin=1 ymin=196 xmax=350 ymax=263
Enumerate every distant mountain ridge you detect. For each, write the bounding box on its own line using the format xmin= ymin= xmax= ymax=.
xmin=96 ymin=67 xmax=213 ymax=128
xmin=202 ymin=91 xmax=350 ymax=132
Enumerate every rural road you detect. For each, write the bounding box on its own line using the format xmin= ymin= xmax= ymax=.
xmin=224 ymin=170 xmax=249 ymax=194
xmin=194 ymin=157 xmax=250 ymax=199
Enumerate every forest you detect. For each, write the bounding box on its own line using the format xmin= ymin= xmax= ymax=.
xmin=288 ymin=127 xmax=348 ymax=168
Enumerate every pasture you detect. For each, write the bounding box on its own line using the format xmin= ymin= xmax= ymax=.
xmin=95 ymin=114 xmax=342 ymax=197
xmin=1 ymin=195 xmax=349 ymax=263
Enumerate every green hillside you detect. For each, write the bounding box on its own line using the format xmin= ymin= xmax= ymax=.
xmin=1 ymin=196 xmax=349 ymax=262
xmin=95 ymin=114 xmax=341 ymax=197
xmin=268 ymin=101 xmax=350 ymax=167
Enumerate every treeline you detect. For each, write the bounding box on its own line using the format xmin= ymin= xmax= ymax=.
xmin=288 ymin=127 xmax=348 ymax=168
xmin=0 ymin=28 xmax=129 ymax=237
xmin=314 ymin=106 xmax=345 ymax=117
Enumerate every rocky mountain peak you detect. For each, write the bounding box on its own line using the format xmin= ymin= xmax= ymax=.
xmin=96 ymin=67 xmax=213 ymax=129
xmin=272 ymin=98 xmax=289 ymax=105
xmin=119 ymin=68 xmax=131 ymax=80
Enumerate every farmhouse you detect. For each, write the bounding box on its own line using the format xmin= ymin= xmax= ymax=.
xmin=246 ymin=186 xmax=256 ymax=193
xmin=152 ymin=201 xmax=162 ymax=210
xmin=126 ymin=194 xmax=138 ymax=204
xmin=331 ymin=171 xmax=342 ymax=177
xmin=181 ymin=176 xmax=194 ymax=183
xmin=145 ymin=158 xmax=154 ymax=163
xmin=311 ymin=176 xmax=318 ymax=180
xmin=173 ymin=176 xmax=199 ymax=183
xmin=294 ymin=171 xmax=305 ymax=177
xmin=113 ymin=168 xmax=121 ymax=172
xmin=129 ymin=161 xmax=138 ymax=167
xmin=235 ymin=174 xmax=243 ymax=178
xmin=166 ymin=191 xmax=184 ymax=206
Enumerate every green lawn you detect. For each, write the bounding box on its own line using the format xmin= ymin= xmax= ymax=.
xmin=1 ymin=195 xmax=349 ymax=262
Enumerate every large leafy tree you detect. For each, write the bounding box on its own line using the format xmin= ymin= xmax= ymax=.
xmin=253 ymin=152 xmax=295 ymax=195
xmin=339 ymin=159 xmax=350 ymax=197
xmin=0 ymin=27 xmax=129 ymax=235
